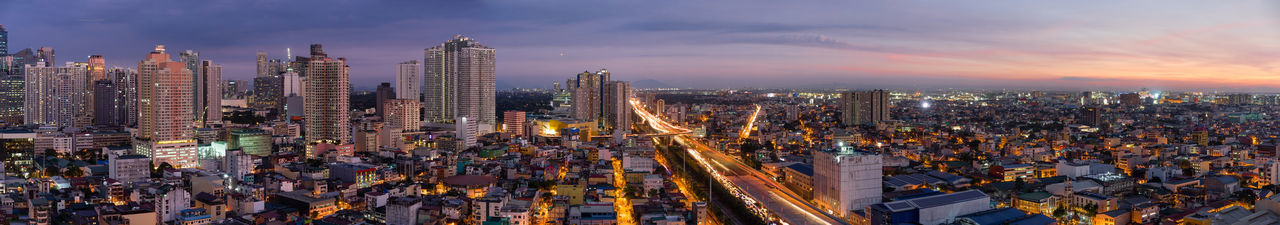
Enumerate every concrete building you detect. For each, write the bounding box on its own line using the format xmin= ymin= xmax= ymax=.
xmin=384 ymin=99 xmax=420 ymax=131
xmin=503 ymin=111 xmax=526 ymax=136
xmin=108 ymin=153 xmax=150 ymax=184
xmin=155 ymin=185 xmax=191 ymax=223
xmin=386 ymin=197 xmax=421 ymax=225
xmin=303 ymin=44 xmax=351 ymax=144
xmin=814 ymin=146 xmax=882 ymax=218
xmin=376 ymin=82 xmax=395 ymax=118
xmin=200 ymin=60 xmax=222 ymax=126
xmin=251 ymin=75 xmax=282 ymax=113
xmin=840 ymin=90 xmax=890 ymax=126
xmin=604 ymin=81 xmax=631 ymax=135
xmin=109 ymin=68 xmax=138 ymax=126
xmin=223 ymin=149 xmax=252 ymax=184
xmin=179 ymin=50 xmax=204 ymax=125
xmin=228 ymin=129 xmax=271 ymax=156
xmin=396 ymin=60 xmax=420 ymax=102
xmin=24 ymin=62 xmax=88 ymax=127
xmin=864 ymin=190 xmax=992 ymax=225
xmin=255 ymin=51 xmax=268 ymax=77
xmin=135 ymin=45 xmax=198 ymax=168
xmin=424 ymin=35 xmax=495 ymax=127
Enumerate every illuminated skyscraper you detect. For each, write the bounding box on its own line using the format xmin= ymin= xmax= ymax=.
xmin=0 ymin=74 xmax=21 ymax=125
xmin=424 ymin=35 xmax=495 ymax=127
xmin=303 ymin=44 xmax=350 ymax=144
xmin=840 ymin=90 xmax=890 ymax=126
xmin=24 ymin=62 xmax=88 ymax=127
xmin=201 ymin=61 xmax=222 ymax=125
xmin=88 ymin=55 xmax=105 ymax=81
xmin=135 ymin=45 xmax=198 ymax=168
xmin=396 ymin=60 xmax=420 ymax=101
xmin=93 ymin=80 xmax=117 ymax=127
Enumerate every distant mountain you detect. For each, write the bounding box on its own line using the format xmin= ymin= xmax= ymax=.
xmin=631 ymin=79 xmax=674 ymax=89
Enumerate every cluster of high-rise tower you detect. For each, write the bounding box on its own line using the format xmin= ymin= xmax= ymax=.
xmin=0 ymin=25 xmax=499 ymax=167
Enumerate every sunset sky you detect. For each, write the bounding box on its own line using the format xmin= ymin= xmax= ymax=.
xmin=4 ymin=0 xmax=1280 ymax=91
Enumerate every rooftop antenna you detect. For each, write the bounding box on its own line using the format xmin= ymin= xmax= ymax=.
xmin=286 ymin=48 xmax=292 ymax=60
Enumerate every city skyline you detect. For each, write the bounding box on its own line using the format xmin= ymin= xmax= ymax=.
xmin=4 ymin=1 xmax=1280 ymax=91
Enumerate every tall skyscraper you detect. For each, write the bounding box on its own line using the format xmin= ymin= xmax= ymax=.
xmin=424 ymin=35 xmax=495 ymax=127
xmin=24 ymin=62 xmax=88 ymax=127
xmin=503 ymin=111 xmax=526 ymax=137
xmin=813 ymin=146 xmax=882 ymax=218
xmin=255 ymin=51 xmax=269 ymax=77
xmin=282 ymin=71 xmax=301 ymax=97
xmin=396 ymin=60 xmax=420 ymax=101
xmin=180 ymin=50 xmax=204 ymax=123
xmin=840 ymin=90 xmax=890 ymax=126
xmin=135 ymin=45 xmax=198 ymax=168
xmin=201 ymin=60 xmax=222 ymax=125
xmin=604 ymin=81 xmax=631 ymax=135
xmin=376 ymin=82 xmax=395 ymax=118
xmin=0 ymin=24 xmax=7 ymax=55
xmin=87 ymin=55 xmax=106 ymax=123
xmin=0 ymin=74 xmax=22 ymax=125
xmin=110 ymin=68 xmax=139 ymax=126
xmin=303 ymin=44 xmax=350 ymax=144
xmin=93 ymin=80 xmax=117 ymax=127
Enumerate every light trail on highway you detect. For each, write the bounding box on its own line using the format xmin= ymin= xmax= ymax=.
xmin=631 ymin=99 xmax=848 ymax=225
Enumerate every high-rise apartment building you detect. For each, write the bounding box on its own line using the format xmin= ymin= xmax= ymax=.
xmin=396 ymin=60 xmax=420 ymax=101
xmin=813 ymin=146 xmax=882 ymax=218
xmin=565 ymin=69 xmax=613 ymax=132
xmin=604 ymin=81 xmax=631 ymax=135
xmin=110 ymin=68 xmax=138 ymax=126
xmin=840 ymin=90 xmax=890 ymax=126
xmin=0 ymin=74 xmax=22 ymax=124
xmin=424 ymin=35 xmax=495 ymax=127
xmin=256 ymin=51 xmax=269 ymax=77
xmin=201 ymin=61 xmax=222 ymax=125
xmin=135 ymin=45 xmax=198 ymax=168
xmin=503 ymin=111 xmax=526 ymax=137
xmin=384 ymin=99 xmax=420 ymax=132
xmin=24 ymin=62 xmax=88 ymax=127
xmin=376 ymin=82 xmax=395 ymax=118
xmin=303 ymin=44 xmax=350 ymax=144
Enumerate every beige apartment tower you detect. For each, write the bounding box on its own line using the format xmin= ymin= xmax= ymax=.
xmin=135 ymin=45 xmax=198 ymax=168
xmin=303 ymin=44 xmax=351 ymax=144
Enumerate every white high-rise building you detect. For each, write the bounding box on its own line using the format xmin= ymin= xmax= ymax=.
xmin=24 ymin=62 xmax=88 ymax=127
xmin=813 ymin=146 xmax=882 ymax=218
xmin=424 ymin=35 xmax=495 ymax=128
xmin=456 ymin=117 xmax=476 ymax=149
xmin=135 ymin=45 xmax=198 ymax=168
xmin=604 ymin=81 xmax=631 ymax=136
xmin=396 ymin=60 xmax=421 ymax=101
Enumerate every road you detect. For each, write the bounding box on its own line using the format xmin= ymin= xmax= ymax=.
xmin=632 ymin=99 xmax=848 ymax=225
xmin=740 ymin=104 xmax=762 ymax=140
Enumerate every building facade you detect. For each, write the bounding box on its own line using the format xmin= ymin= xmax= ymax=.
xmin=135 ymin=45 xmax=198 ymax=168
xmin=303 ymin=44 xmax=351 ymax=144
xmin=423 ymin=35 xmax=495 ymax=127
xmin=813 ymin=147 xmax=882 ymax=218
xmin=840 ymin=90 xmax=890 ymax=126
xmin=24 ymin=62 xmax=88 ymax=127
